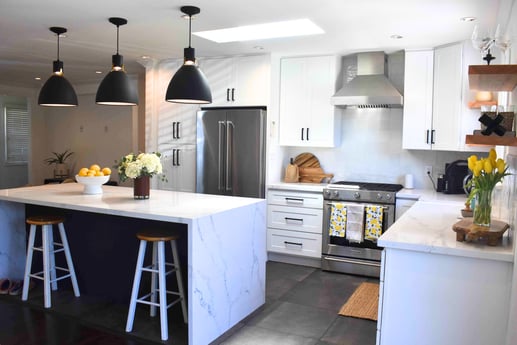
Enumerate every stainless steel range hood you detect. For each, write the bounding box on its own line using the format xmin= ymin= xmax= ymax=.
xmin=331 ymin=52 xmax=403 ymax=108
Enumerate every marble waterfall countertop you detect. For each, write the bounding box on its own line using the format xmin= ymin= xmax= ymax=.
xmin=0 ymin=183 xmax=266 ymax=345
xmin=379 ymin=199 xmax=513 ymax=262
xmin=0 ymin=183 xmax=263 ymax=222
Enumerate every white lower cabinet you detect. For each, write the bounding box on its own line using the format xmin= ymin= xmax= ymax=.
xmin=267 ymin=188 xmax=323 ymax=263
xmin=157 ymin=144 xmax=196 ymax=193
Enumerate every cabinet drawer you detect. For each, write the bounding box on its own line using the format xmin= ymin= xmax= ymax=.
xmin=267 ymin=190 xmax=323 ymax=208
xmin=267 ymin=205 xmax=322 ymax=233
xmin=267 ymin=228 xmax=322 ymax=258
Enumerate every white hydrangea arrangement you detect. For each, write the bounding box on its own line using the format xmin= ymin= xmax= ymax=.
xmin=116 ymin=152 xmax=164 ymax=182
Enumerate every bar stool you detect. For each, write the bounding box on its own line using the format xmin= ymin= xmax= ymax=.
xmin=126 ymin=230 xmax=187 ymax=341
xmin=22 ymin=215 xmax=80 ymax=308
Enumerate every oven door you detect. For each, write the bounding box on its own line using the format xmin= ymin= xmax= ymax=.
xmin=321 ymin=200 xmax=394 ymax=274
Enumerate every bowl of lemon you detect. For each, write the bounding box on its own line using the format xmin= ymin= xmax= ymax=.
xmin=75 ymin=164 xmax=112 ymax=194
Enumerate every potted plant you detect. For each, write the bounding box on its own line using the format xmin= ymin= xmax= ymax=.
xmin=44 ymin=150 xmax=74 ymax=178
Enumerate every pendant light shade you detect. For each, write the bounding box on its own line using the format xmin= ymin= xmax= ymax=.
xmin=165 ymin=6 xmax=212 ymax=104
xmin=96 ymin=17 xmax=138 ymax=106
xmin=38 ymin=27 xmax=78 ymax=107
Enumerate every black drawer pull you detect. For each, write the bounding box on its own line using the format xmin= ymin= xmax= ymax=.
xmin=285 ymin=197 xmax=304 ymax=204
xmin=284 ymin=241 xmax=303 ymax=247
xmin=285 ymin=217 xmax=303 ymax=223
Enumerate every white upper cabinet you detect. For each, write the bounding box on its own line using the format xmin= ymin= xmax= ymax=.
xmin=199 ymin=54 xmax=270 ymax=106
xmin=279 ymin=55 xmax=340 ymax=147
xmin=402 ymin=49 xmax=434 ymax=150
xmin=402 ymin=42 xmax=487 ymax=151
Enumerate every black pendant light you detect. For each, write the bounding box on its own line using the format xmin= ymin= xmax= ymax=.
xmin=38 ymin=27 xmax=78 ymax=107
xmin=96 ymin=17 xmax=138 ymax=106
xmin=165 ymin=6 xmax=212 ymax=104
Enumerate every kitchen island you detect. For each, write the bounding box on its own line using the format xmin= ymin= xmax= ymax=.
xmin=0 ymin=183 xmax=266 ymax=345
xmin=377 ymin=199 xmax=513 ymax=345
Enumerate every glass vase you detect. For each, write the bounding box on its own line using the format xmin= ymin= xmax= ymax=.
xmin=133 ymin=175 xmax=150 ymax=199
xmin=473 ymin=187 xmax=493 ymax=227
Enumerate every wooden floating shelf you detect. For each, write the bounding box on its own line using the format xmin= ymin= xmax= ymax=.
xmin=468 ymin=64 xmax=517 ymax=91
xmin=467 ymin=100 xmax=498 ymax=109
xmin=466 ymin=134 xmax=517 ymax=147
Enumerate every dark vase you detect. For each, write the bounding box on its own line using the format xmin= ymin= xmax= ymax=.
xmin=133 ymin=175 xmax=150 ymax=199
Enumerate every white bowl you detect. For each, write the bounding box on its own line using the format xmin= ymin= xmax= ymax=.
xmin=75 ymin=175 xmax=110 ymax=194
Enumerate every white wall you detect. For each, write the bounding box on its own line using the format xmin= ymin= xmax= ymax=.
xmin=40 ymin=84 xmax=136 ymax=184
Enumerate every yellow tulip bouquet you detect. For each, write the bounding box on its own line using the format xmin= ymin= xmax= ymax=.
xmin=466 ymin=148 xmax=510 ymax=227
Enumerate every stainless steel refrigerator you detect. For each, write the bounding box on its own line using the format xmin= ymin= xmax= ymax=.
xmin=196 ymin=107 xmax=266 ymax=198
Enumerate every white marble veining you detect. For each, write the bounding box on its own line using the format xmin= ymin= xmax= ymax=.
xmin=0 ymin=183 xmax=266 ymax=345
xmin=379 ymin=199 xmax=513 ymax=262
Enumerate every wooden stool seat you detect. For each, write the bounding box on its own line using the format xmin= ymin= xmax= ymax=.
xmin=136 ymin=230 xmax=179 ymax=242
xmin=26 ymin=215 xmax=66 ymax=226
xmin=22 ymin=215 xmax=80 ymax=308
xmin=126 ymin=230 xmax=187 ymax=341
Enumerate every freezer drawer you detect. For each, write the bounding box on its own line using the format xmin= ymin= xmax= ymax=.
xmin=267 ymin=205 xmax=323 ymax=234
xmin=267 ymin=228 xmax=322 ymax=258
xmin=267 ymin=190 xmax=323 ymax=208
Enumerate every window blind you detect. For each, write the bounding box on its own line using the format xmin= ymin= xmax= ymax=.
xmin=4 ymin=105 xmax=29 ymax=164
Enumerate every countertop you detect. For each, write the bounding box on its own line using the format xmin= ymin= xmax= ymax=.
xmin=0 ymin=183 xmax=264 ymax=223
xmin=379 ymin=199 xmax=513 ymax=262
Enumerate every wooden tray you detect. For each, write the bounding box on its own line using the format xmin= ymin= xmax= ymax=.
xmin=452 ymin=218 xmax=509 ymax=246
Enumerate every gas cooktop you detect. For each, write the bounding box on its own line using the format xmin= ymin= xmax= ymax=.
xmin=327 ymin=181 xmax=404 ymax=193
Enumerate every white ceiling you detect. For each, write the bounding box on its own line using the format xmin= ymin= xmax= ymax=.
xmin=0 ymin=0 xmax=509 ymax=89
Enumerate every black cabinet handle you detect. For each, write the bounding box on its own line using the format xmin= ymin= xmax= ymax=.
xmin=172 ymin=149 xmax=177 ymax=166
xmin=426 ymin=129 xmax=429 ymax=144
xmin=306 ymin=127 xmax=310 ymax=141
xmin=285 ymin=217 xmax=304 ymax=223
xmin=231 ymin=88 xmax=235 ymax=101
xmin=284 ymin=241 xmax=303 ymax=247
xmin=176 ymin=149 xmax=180 ymax=166
xmin=431 ymin=130 xmax=436 ymax=144
xmin=226 ymin=88 xmax=230 ymax=102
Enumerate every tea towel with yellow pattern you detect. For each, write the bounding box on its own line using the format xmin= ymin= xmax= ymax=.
xmin=329 ymin=203 xmax=347 ymax=237
xmin=365 ymin=205 xmax=383 ymax=241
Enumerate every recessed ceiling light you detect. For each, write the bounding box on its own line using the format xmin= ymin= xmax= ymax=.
xmin=390 ymin=34 xmax=403 ymax=39
xmin=193 ymin=19 xmax=324 ymax=43
xmin=253 ymin=45 xmax=264 ymax=50
xmin=141 ymin=55 xmax=151 ymax=60
xmin=34 ymin=77 xmax=41 ymax=80
xmin=95 ymin=71 xmax=103 ymax=74
xmin=460 ymin=17 xmax=476 ymax=22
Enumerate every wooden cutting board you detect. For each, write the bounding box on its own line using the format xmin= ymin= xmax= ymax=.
xmin=294 ymin=152 xmax=320 ymax=168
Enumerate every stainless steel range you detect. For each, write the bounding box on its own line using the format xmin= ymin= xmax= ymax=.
xmin=321 ymin=181 xmax=403 ymax=277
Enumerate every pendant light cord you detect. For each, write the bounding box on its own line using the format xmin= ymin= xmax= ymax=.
xmin=188 ymin=14 xmax=192 ymax=48
xmin=56 ymin=32 xmax=60 ymax=61
xmin=116 ymin=24 xmax=120 ymax=54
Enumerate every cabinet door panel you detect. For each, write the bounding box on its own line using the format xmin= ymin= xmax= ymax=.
xmin=432 ymin=44 xmax=463 ymax=150
xmin=232 ymin=55 xmax=269 ymax=106
xmin=199 ymin=58 xmax=233 ymax=106
xmin=157 ymin=145 xmax=196 ymax=192
xmin=402 ymin=50 xmax=434 ymax=150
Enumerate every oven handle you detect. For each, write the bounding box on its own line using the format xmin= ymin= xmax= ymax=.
xmin=323 ymin=256 xmax=381 ymax=268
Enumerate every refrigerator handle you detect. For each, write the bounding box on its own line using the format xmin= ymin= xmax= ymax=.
xmin=218 ymin=121 xmax=226 ymax=191
xmin=226 ymin=121 xmax=234 ymax=192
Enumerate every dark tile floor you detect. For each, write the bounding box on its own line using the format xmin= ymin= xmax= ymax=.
xmin=0 ymin=262 xmax=377 ymax=345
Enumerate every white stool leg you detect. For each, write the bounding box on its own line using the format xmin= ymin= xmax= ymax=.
xmin=22 ymin=225 xmax=37 ymax=301
xmin=157 ymin=241 xmax=168 ymax=341
xmin=126 ymin=240 xmax=147 ymax=333
xmin=58 ymin=223 xmax=80 ymax=297
xmin=171 ymin=240 xmax=188 ymax=324
xmin=47 ymin=225 xmax=58 ymax=291
xmin=42 ymin=225 xmax=52 ymax=308
xmin=150 ymin=241 xmax=158 ymax=317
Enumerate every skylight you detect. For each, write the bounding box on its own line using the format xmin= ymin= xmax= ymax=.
xmin=193 ymin=19 xmax=324 ymax=43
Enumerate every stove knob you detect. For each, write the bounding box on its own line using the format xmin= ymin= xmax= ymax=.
xmin=332 ymin=190 xmax=339 ymax=198
xmin=323 ymin=190 xmax=330 ymax=198
xmin=376 ymin=193 xmax=383 ymax=200
xmin=386 ymin=193 xmax=392 ymax=200
xmin=353 ymin=192 xmax=360 ymax=199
